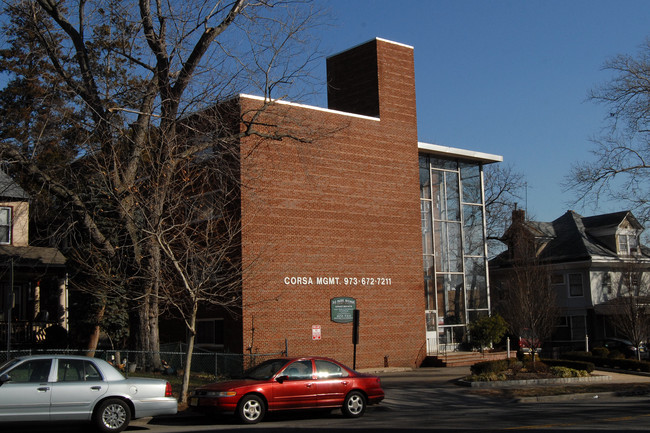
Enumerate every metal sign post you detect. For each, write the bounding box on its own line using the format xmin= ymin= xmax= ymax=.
xmin=352 ymin=309 xmax=359 ymax=370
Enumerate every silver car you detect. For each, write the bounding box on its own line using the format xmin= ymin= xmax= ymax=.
xmin=0 ymin=354 xmax=177 ymax=433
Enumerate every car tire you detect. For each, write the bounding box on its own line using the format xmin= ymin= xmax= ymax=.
xmin=93 ymin=398 xmax=131 ymax=433
xmin=237 ymin=394 xmax=265 ymax=424
xmin=342 ymin=390 xmax=366 ymax=418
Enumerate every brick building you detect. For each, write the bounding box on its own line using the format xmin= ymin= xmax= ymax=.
xmin=174 ymin=38 xmax=502 ymax=369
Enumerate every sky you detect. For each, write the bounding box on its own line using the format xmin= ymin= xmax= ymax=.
xmin=302 ymin=0 xmax=650 ymax=223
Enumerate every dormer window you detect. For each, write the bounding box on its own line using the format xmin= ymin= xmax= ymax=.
xmin=0 ymin=207 xmax=11 ymax=244
xmin=618 ymin=233 xmax=639 ymax=256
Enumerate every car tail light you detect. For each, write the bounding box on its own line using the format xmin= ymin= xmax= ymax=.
xmin=165 ymin=382 xmax=173 ymax=397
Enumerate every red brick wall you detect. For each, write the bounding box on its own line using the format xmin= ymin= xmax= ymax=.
xmin=238 ymin=39 xmax=424 ymax=369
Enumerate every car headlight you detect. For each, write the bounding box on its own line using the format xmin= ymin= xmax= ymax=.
xmin=204 ymin=391 xmax=237 ymax=397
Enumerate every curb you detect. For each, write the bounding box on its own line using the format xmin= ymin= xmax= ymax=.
xmin=458 ymin=374 xmax=612 ymax=388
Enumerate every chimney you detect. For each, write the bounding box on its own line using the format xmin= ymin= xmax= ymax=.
xmin=327 ymin=40 xmax=380 ymax=117
xmin=512 ymin=208 xmax=525 ymax=225
xmin=326 ymin=38 xmax=416 ymax=125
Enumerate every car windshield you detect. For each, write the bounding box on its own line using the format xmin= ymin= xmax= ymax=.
xmin=0 ymin=358 xmax=21 ymax=374
xmin=243 ymin=359 xmax=290 ymax=380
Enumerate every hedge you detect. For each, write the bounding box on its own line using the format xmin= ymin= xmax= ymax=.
xmin=562 ymin=351 xmax=650 ymax=372
xmin=540 ymin=358 xmax=595 ymax=373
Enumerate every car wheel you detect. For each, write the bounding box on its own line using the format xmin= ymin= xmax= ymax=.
xmin=342 ymin=390 xmax=366 ymax=418
xmin=237 ymin=394 xmax=265 ymax=424
xmin=93 ymin=398 xmax=131 ymax=433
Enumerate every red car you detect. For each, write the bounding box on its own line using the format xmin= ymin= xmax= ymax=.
xmin=189 ymin=356 xmax=384 ymax=424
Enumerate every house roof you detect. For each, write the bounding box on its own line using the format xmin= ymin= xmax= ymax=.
xmin=0 ymin=245 xmax=66 ymax=268
xmin=491 ymin=210 xmax=649 ymax=266
xmin=0 ymin=171 xmax=29 ymax=200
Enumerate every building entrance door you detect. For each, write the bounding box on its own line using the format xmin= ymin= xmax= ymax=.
xmin=425 ymin=310 xmax=438 ymax=355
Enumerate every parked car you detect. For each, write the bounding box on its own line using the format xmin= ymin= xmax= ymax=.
xmin=189 ymin=356 xmax=384 ymax=424
xmin=601 ymin=338 xmax=648 ymax=359
xmin=0 ymin=354 xmax=177 ymax=432
xmin=518 ymin=329 xmax=542 ymax=355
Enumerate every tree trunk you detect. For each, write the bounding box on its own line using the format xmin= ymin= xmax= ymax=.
xmin=85 ymin=303 xmax=105 ymax=357
xmin=180 ymin=317 xmax=197 ymax=404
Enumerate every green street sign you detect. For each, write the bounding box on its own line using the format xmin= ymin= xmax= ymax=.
xmin=331 ymin=297 xmax=356 ymax=323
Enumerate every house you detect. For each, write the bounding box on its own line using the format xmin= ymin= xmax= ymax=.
xmin=0 ymin=170 xmax=67 ymax=350
xmin=160 ymin=38 xmax=502 ymax=368
xmin=489 ymin=208 xmax=650 ymax=352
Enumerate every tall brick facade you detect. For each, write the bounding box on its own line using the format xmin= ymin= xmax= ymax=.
xmin=187 ymin=38 xmax=502 ymax=369
xmin=237 ymin=39 xmax=423 ymax=368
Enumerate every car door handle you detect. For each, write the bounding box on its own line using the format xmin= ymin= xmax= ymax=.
xmin=341 ymin=381 xmax=349 ymax=386
xmin=91 ymin=386 xmax=102 ymax=391
xmin=306 ymin=383 xmax=313 ymax=388
xmin=37 ymin=387 xmax=50 ymax=392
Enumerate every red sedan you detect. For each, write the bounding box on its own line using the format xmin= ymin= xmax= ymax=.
xmin=189 ymin=356 xmax=384 ymax=424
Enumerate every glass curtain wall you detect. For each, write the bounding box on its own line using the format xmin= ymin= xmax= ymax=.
xmin=420 ymin=154 xmax=490 ymax=352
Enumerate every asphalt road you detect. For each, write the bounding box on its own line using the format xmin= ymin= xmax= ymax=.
xmin=5 ymin=367 xmax=650 ymax=432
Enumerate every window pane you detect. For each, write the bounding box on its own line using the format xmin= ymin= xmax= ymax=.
xmin=436 ymin=274 xmax=465 ymax=324
xmin=463 ymin=205 xmax=485 ymax=256
xmin=423 ymin=255 xmax=435 ymax=310
xmin=460 ymin=163 xmax=482 ymax=204
xmin=437 ymin=222 xmax=462 ymax=272
xmin=0 ymin=208 xmax=10 ymax=244
xmin=421 ymin=201 xmax=433 ymax=255
xmin=9 ymin=359 xmax=52 ymax=383
xmin=0 ymin=208 xmax=9 ymax=225
xmin=431 ymin=171 xmax=443 ymax=221
xmin=0 ymin=227 xmax=8 ymax=244
xmin=569 ymin=273 xmax=583 ymax=297
xmin=85 ymin=361 xmax=102 ymax=381
xmin=315 ymin=360 xmax=348 ymax=378
xmin=465 ymin=257 xmax=488 ymax=309
xmin=430 ymin=157 xmax=457 ymax=171
xmin=420 ymin=167 xmax=431 ymax=199
xmin=58 ymin=359 xmax=84 ymax=382
xmin=445 ymin=172 xmax=460 ymax=221
xmin=283 ymin=360 xmax=313 ymax=380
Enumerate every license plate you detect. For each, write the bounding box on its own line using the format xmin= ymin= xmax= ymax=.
xmin=189 ymin=397 xmax=198 ymax=407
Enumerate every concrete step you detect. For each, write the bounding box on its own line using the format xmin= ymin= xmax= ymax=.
xmin=423 ymin=351 xmax=510 ymax=367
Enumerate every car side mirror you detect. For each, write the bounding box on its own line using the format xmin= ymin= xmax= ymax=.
xmin=0 ymin=373 xmax=11 ymax=386
xmin=276 ymin=375 xmax=288 ymax=384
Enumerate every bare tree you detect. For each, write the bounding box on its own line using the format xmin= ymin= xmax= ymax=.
xmin=492 ymin=225 xmax=559 ymax=362
xmin=483 ymin=163 xmax=525 ymax=257
xmin=607 ymin=263 xmax=650 ymax=360
xmin=566 ymin=38 xmax=650 ymax=233
xmin=0 ymin=0 xmax=323 ymax=369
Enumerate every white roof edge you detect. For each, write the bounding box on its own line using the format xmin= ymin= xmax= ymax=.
xmin=418 ymin=142 xmax=503 ymax=164
xmin=239 ymin=94 xmax=380 ymax=122
xmin=376 ymin=38 xmax=414 ymax=49
xmin=327 ymin=38 xmax=413 ymax=60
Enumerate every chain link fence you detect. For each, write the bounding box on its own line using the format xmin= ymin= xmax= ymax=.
xmin=0 ymin=345 xmax=285 ymax=378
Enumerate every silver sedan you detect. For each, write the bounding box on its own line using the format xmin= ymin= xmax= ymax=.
xmin=0 ymin=354 xmax=177 ymax=433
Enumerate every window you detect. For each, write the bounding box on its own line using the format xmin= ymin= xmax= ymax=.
xmin=196 ymin=318 xmax=224 ymax=347
xmin=57 ymin=359 xmax=102 ymax=382
xmin=0 ymin=207 xmax=11 ymax=244
xmin=570 ymin=315 xmax=587 ymax=341
xmin=568 ymin=273 xmax=583 ymax=297
xmin=315 ymin=360 xmax=349 ymax=379
xmin=281 ymin=360 xmax=313 ymax=380
xmin=7 ymin=359 xmax=52 ymax=383
xmin=618 ymin=233 xmax=640 ymax=256
xmin=602 ymin=272 xmax=612 ymax=295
